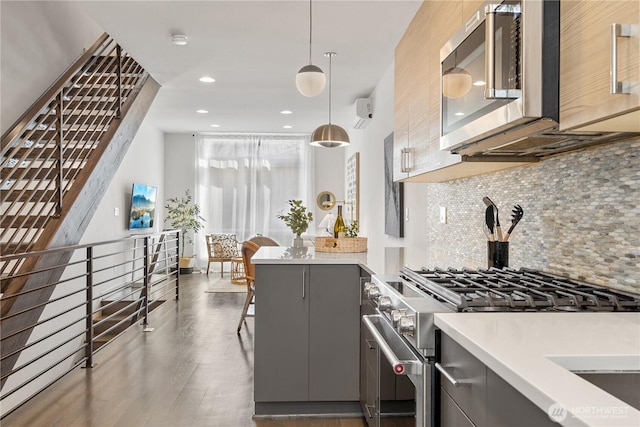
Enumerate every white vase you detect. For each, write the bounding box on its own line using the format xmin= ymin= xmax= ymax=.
xmin=292 ymin=236 xmax=304 ymax=248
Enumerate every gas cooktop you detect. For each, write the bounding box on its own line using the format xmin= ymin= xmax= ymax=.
xmin=399 ymin=267 xmax=640 ymax=312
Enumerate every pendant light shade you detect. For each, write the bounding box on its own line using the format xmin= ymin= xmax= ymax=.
xmin=310 ymin=124 xmax=350 ymax=147
xmin=442 ymin=67 xmax=473 ymax=99
xmin=310 ymin=52 xmax=350 ymax=148
xmin=296 ymin=0 xmax=325 ymax=97
xmin=296 ymin=64 xmax=326 ymax=97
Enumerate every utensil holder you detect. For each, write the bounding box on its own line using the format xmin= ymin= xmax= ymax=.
xmin=487 ymin=241 xmax=509 ymax=269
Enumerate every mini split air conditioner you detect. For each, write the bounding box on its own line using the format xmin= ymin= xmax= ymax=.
xmin=353 ymin=98 xmax=372 ymax=129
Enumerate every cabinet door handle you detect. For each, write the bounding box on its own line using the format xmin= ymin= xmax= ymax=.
xmin=610 ymin=23 xmax=633 ymax=94
xmin=401 ymin=147 xmax=412 ymax=173
xmin=302 ymin=269 xmax=306 ymax=299
xmin=435 ymin=362 xmax=471 ymax=387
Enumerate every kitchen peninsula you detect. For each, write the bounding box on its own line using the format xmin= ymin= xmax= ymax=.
xmin=251 ymin=246 xmax=370 ymax=417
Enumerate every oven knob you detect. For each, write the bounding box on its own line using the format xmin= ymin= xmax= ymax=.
xmin=390 ymin=309 xmax=407 ymax=327
xmin=397 ymin=315 xmax=415 ymax=337
xmin=378 ymin=296 xmax=393 ymax=312
xmin=367 ymin=285 xmax=381 ymax=300
xmin=363 ymin=281 xmax=373 ymax=293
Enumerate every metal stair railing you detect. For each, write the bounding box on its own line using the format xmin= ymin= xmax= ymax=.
xmin=0 ymin=230 xmax=180 ymax=418
xmin=0 ymin=33 xmax=148 ymax=279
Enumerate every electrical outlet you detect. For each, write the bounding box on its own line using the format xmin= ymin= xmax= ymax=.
xmin=405 ymin=207 xmax=409 ymax=222
xmin=439 ymin=206 xmax=447 ymax=224
xmin=114 ymin=207 xmax=119 ymax=216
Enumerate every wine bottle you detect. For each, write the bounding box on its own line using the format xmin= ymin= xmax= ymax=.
xmin=333 ymin=205 xmax=346 ymax=238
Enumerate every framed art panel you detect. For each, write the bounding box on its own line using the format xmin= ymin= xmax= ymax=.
xmin=346 ymin=152 xmax=359 ymax=224
xmin=384 ymin=132 xmax=404 ymax=237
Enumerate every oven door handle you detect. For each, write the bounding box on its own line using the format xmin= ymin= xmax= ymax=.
xmin=362 ymin=314 xmax=423 ymax=376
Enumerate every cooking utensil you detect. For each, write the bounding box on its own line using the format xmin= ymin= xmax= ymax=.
xmin=485 ymin=205 xmax=495 ymax=242
xmin=482 ymin=220 xmax=492 ymax=241
xmin=503 ymin=205 xmax=523 ymax=241
xmin=483 ymin=196 xmax=503 ymax=242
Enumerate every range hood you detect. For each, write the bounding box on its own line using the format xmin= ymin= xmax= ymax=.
xmin=450 ymin=118 xmax=638 ymax=158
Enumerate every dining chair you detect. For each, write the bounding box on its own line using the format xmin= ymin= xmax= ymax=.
xmin=237 ymin=240 xmax=260 ymax=334
xmin=206 ymin=233 xmax=240 ymax=277
xmin=248 ymin=235 xmax=279 ymax=247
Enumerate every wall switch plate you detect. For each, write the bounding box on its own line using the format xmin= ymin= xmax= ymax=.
xmin=405 ymin=207 xmax=409 ymax=222
xmin=439 ymin=206 xmax=447 ymax=224
xmin=114 ymin=207 xmax=119 ymax=216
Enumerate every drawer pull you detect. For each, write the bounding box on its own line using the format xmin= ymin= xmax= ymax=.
xmin=435 ymin=362 xmax=471 ymax=387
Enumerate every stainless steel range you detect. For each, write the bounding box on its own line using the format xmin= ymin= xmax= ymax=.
xmin=361 ymin=267 xmax=640 ymax=427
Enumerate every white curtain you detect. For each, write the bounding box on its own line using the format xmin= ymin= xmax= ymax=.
xmin=195 ymin=133 xmax=314 ymax=265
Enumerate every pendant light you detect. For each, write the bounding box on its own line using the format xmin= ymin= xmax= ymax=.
xmin=442 ymin=67 xmax=473 ymax=99
xmin=295 ymin=0 xmax=326 ymax=97
xmin=310 ymin=52 xmax=350 ymax=148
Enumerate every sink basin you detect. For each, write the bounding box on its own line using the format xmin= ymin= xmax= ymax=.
xmin=547 ymin=355 xmax=640 ymax=410
xmin=546 ymin=354 xmax=640 ymax=373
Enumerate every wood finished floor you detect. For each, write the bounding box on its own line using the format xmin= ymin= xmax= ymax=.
xmin=2 ymin=273 xmax=366 ymax=427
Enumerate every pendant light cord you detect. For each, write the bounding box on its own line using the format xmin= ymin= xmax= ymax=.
xmin=308 ymin=0 xmax=313 ymax=64
xmin=328 ymin=53 xmax=332 ymax=124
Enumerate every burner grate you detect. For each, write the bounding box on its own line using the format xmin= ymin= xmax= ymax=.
xmin=400 ymin=267 xmax=640 ymax=312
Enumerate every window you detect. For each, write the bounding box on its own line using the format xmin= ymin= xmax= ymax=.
xmin=195 ymin=133 xmax=314 ymax=259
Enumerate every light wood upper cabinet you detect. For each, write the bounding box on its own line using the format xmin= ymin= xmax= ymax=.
xmin=560 ymin=0 xmax=639 ymax=132
xmin=394 ymin=1 xmax=462 ymax=180
xmin=394 ymin=2 xmax=431 ymax=180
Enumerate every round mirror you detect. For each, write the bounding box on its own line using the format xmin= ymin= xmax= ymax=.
xmin=316 ymin=191 xmax=336 ymax=210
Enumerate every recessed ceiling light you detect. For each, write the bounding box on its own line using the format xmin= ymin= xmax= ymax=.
xmin=196 ymin=109 xmax=208 ymax=114
xmin=283 ymin=125 xmax=293 ymax=129
xmin=210 ymin=124 xmax=220 ymax=128
xmin=199 ymin=76 xmax=216 ymax=83
xmin=454 ymin=112 xmax=465 ymax=116
xmin=473 ymin=80 xmax=486 ymax=86
xmin=280 ymin=110 xmax=293 ymax=115
xmin=171 ymin=34 xmax=188 ymax=46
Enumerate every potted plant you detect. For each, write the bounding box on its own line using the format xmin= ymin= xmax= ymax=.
xmin=277 ymin=199 xmax=313 ymax=247
xmin=164 ymin=190 xmax=205 ymax=273
xmin=345 ymin=219 xmax=359 ymax=237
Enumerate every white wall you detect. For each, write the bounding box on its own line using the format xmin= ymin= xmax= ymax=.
xmin=81 ymin=121 xmax=166 ymax=243
xmin=0 ymin=1 xmax=102 ymax=134
xmin=345 ymin=63 xmax=429 ymax=275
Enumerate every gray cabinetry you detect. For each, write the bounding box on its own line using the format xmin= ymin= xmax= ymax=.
xmin=439 ymin=333 xmax=487 ymax=426
xmin=309 ymin=265 xmax=360 ymax=401
xmin=254 ymin=263 xmax=360 ymax=408
xmin=254 ymin=264 xmax=309 ymax=402
xmin=439 ymin=332 xmax=556 ymax=427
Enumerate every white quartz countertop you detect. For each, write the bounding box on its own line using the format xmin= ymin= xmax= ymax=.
xmin=252 ymin=246 xmax=369 ymax=268
xmin=434 ymin=312 xmax=640 ymax=427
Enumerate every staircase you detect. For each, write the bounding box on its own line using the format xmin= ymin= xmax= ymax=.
xmin=1 ymin=32 xmax=159 ymax=305
xmin=1 ymin=33 xmax=160 ymax=385
xmin=93 ymin=292 xmax=164 ymax=349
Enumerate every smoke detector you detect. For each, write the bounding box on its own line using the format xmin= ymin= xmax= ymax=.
xmin=171 ymin=34 xmax=188 ymax=46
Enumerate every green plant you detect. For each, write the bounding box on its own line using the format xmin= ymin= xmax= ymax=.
xmin=345 ymin=219 xmax=359 ymax=237
xmin=277 ymin=199 xmax=313 ymax=237
xmin=164 ymin=190 xmax=205 ymax=257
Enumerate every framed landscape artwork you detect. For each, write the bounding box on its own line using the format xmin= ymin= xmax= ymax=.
xmin=384 ymin=132 xmax=403 ymax=237
xmin=346 ymin=152 xmax=359 ymax=224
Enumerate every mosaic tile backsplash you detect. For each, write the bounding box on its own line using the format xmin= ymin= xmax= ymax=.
xmin=424 ymin=137 xmax=640 ymax=294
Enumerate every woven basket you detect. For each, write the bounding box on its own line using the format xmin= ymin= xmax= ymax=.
xmin=315 ymin=237 xmax=367 ymax=253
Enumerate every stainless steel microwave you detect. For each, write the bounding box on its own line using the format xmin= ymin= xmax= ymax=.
xmin=440 ymin=0 xmax=560 ymax=154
